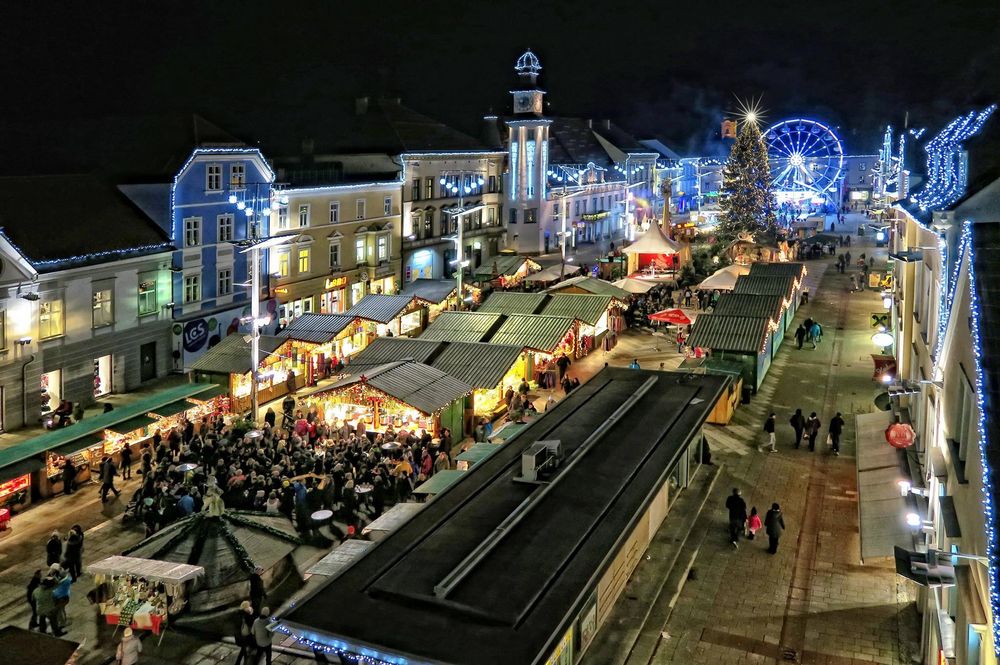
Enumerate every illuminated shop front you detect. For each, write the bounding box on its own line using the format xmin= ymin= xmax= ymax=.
xmin=345 ymin=294 xmax=425 ymax=340
xmin=320 ymin=276 xmax=350 ymax=314
xmin=472 ymin=255 xmax=542 ymax=290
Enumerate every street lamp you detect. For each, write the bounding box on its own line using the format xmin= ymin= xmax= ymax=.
xmin=439 ymin=169 xmax=487 ymax=310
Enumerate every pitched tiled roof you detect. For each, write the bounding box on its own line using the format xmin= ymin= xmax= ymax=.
xmin=323 ymin=361 xmax=471 ymax=415
xmin=473 ymin=255 xmax=540 ymax=278
xmin=399 ymin=279 xmax=457 ymax=305
xmin=278 ymin=314 xmax=357 ymax=344
xmin=748 ymin=262 xmax=806 ymax=280
xmin=487 ymin=314 xmax=575 ymax=352
xmin=539 ymin=294 xmax=614 ymax=326
xmin=419 ymin=311 xmax=504 ymax=343
xmin=732 ymin=275 xmax=796 ymax=300
xmin=345 ymin=337 xmax=441 ymax=373
xmin=346 ymin=295 xmax=416 ymax=324
xmin=686 ymin=314 xmax=771 ymax=354
xmin=188 ymin=334 xmax=284 ymax=374
xmin=430 ymin=342 xmax=524 ymax=390
xmin=478 ymin=292 xmax=547 ymax=315
xmin=712 ymin=294 xmax=785 ymax=323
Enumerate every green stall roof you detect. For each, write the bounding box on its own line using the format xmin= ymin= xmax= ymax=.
xmin=50 ymin=433 xmax=105 ymax=457
xmin=413 ymin=469 xmax=466 ymax=495
xmin=0 ymin=382 xmax=217 ymax=470
xmin=107 ymin=415 xmax=158 ymax=435
xmin=455 ymin=443 xmax=503 ymax=467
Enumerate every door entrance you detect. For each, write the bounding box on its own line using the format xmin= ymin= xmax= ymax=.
xmin=140 ymin=342 xmax=157 ymax=382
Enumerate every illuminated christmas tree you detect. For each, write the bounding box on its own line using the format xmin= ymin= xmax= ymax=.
xmin=719 ymin=119 xmax=777 ymax=240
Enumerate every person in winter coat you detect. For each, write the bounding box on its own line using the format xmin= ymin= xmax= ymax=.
xmin=64 ymin=526 xmax=84 ymax=580
xmin=116 ymin=627 xmax=143 ymax=665
xmin=764 ymin=503 xmax=786 ymax=554
xmin=724 ymin=488 xmax=747 ymax=547
xmin=746 ymin=506 xmax=763 ymax=540
xmin=46 ymin=532 xmax=62 ymax=567
xmin=249 ymin=567 xmax=266 ymax=615
xmin=805 ymin=412 xmax=821 ymax=451
xmin=62 ymin=460 xmax=77 ymax=495
xmin=33 ymin=576 xmax=62 ymax=635
xmin=758 ymin=413 xmax=777 ymax=453
xmin=26 ymin=570 xmax=41 ymax=630
xmin=253 ymin=607 xmax=273 ymax=665
xmin=789 ymin=409 xmax=806 ymax=449
xmin=234 ymin=601 xmax=257 ymax=665
xmin=829 ymin=412 xmax=845 ymax=455
xmin=794 ymin=324 xmax=806 ymax=350
xmin=51 ymin=564 xmax=73 ymax=627
xmin=100 ymin=456 xmax=121 ymax=503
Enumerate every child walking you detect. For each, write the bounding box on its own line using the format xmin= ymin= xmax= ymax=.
xmin=746 ymin=506 xmax=762 ymax=540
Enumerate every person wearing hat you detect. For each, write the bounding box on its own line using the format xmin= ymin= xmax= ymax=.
xmin=116 ymin=627 xmax=142 ymax=665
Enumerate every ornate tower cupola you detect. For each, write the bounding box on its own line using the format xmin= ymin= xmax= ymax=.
xmin=512 ymin=49 xmax=544 ymax=116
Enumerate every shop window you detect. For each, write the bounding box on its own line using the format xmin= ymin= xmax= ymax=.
xmin=298 ymin=248 xmax=311 ymax=273
xmin=39 ymin=299 xmax=64 ymax=338
xmin=138 ymin=278 xmax=157 ymax=316
xmin=92 ymin=288 xmax=114 ymax=328
xmin=183 ymin=274 xmax=201 ymax=304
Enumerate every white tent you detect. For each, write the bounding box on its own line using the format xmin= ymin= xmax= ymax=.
xmin=621 ymin=225 xmax=681 ymax=255
xmin=612 ymin=277 xmax=656 ymax=294
xmin=696 ymin=263 xmax=751 ymax=291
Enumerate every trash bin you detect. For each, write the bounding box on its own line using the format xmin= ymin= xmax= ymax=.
xmin=741 ymin=386 xmax=752 ymax=405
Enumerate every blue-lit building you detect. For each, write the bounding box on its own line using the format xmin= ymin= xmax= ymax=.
xmin=169 ymin=148 xmax=278 ymax=368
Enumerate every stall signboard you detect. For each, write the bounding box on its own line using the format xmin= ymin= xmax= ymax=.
xmin=0 ymin=473 xmax=30 ymax=501
xmin=885 ymin=423 xmax=916 ymax=449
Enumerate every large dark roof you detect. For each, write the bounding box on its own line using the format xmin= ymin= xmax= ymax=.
xmin=687 ymin=313 xmax=772 ymax=354
xmin=547 ymin=117 xmax=616 ymax=167
xmin=275 ymin=367 xmax=728 ymax=665
xmin=590 ymin=119 xmax=651 ymax=152
xmin=0 ymin=174 xmax=172 ymax=270
xmin=712 ymin=294 xmax=785 ymax=323
xmin=318 ymin=360 xmax=471 ymax=415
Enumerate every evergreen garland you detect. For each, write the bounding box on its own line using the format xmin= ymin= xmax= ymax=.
xmin=719 ymin=120 xmax=778 ymax=241
xmin=226 ymin=512 xmax=303 ymax=545
xmin=219 ymin=520 xmax=257 ymax=572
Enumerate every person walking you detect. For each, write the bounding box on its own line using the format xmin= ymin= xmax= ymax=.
xmin=26 ymin=570 xmax=41 ymax=630
xmin=794 ymin=324 xmax=806 ymax=350
xmin=829 ymin=412 xmax=845 ymax=456
xmin=806 ymin=412 xmax=821 ymax=451
xmin=746 ymin=506 xmax=762 ymax=541
xmin=116 ymin=627 xmax=143 ymax=665
xmin=759 ymin=413 xmax=777 ymax=453
xmin=810 ymin=321 xmax=822 ymax=346
xmin=789 ymin=409 xmax=806 ymax=449
xmin=120 ymin=445 xmax=133 ymax=481
xmin=99 ymin=455 xmax=121 ymax=503
xmin=46 ymin=532 xmax=62 ymax=567
xmin=556 ymin=353 xmax=571 ymax=381
xmin=725 ymin=488 xmax=747 ymax=547
xmin=252 ymin=607 xmax=273 ymax=665
xmin=764 ymin=503 xmax=786 ymax=554
xmin=249 ymin=567 xmax=265 ymax=615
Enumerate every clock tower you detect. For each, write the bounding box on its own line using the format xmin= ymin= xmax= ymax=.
xmin=506 ymin=49 xmax=552 ymax=253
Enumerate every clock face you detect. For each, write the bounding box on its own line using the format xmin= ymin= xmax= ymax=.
xmin=517 ymin=95 xmax=533 ymax=111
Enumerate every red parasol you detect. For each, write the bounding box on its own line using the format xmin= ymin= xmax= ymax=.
xmin=648 ymin=308 xmax=691 ymax=325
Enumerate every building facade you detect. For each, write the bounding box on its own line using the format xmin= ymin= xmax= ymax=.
xmin=0 ymin=175 xmax=174 ymax=432
xmin=271 ymin=180 xmax=402 ymax=321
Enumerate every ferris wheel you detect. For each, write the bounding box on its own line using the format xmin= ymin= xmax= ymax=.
xmin=763 ymin=118 xmax=844 ymax=200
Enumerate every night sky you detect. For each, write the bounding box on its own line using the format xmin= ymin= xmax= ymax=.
xmin=3 ymin=0 xmax=997 ymax=156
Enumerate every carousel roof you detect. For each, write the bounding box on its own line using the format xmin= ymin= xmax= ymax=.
xmin=621 ymin=225 xmax=681 ymax=255
xmin=123 ymin=510 xmax=301 ymax=589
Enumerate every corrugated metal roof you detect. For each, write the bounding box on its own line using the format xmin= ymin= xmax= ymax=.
xmin=188 ymin=334 xmax=284 ymax=374
xmin=419 ymin=311 xmax=503 ymax=343
xmin=748 ymin=262 xmax=806 ymax=280
xmin=732 ymin=275 xmax=796 ymax=299
xmin=345 ymin=337 xmax=441 ymax=373
xmin=478 ymin=292 xmax=547 ymax=315
xmin=399 ymin=279 xmax=457 ymax=304
xmin=473 ymin=255 xmax=540 ymax=278
xmin=431 ymin=342 xmax=524 ymax=389
xmin=686 ymin=314 xmax=771 ymax=354
xmin=320 ymin=360 xmax=471 ymax=415
xmin=278 ymin=314 xmax=356 ymax=344
xmin=545 ymin=275 xmax=632 ymax=300
xmin=487 ymin=314 xmax=575 ymax=352
xmin=346 ymin=294 xmax=417 ymax=323
xmin=712 ymin=294 xmax=785 ymax=323
xmin=540 ymin=294 xmax=614 ymax=325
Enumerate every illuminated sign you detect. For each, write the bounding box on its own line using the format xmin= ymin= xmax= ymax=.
xmin=581 ymin=211 xmax=609 ymax=222
xmin=325 ymin=277 xmax=348 ymax=290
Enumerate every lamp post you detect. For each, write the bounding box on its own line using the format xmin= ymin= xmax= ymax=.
xmin=439 ymin=170 xmax=487 ymax=310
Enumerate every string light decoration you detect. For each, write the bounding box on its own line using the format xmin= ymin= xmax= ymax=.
xmin=270 ymin=624 xmax=409 ymax=665
xmin=910 ymin=105 xmax=996 ymax=212
xmin=963 ymin=219 xmax=1000 ymax=656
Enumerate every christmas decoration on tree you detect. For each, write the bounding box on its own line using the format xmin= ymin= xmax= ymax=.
xmin=719 ymin=118 xmax=777 ymax=241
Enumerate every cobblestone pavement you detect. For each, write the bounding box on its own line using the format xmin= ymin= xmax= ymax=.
xmin=648 ymin=214 xmax=920 ymax=665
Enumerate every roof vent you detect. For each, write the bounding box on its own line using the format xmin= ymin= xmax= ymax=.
xmin=516 ymin=440 xmax=562 ymax=483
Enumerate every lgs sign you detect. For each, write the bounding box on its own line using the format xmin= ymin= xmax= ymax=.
xmin=183 ymin=319 xmax=209 ymax=353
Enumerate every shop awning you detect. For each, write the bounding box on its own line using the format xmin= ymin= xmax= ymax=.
xmin=86 ymin=555 xmax=205 ymax=583
xmin=856 ymin=411 xmax=917 ymax=562
xmin=107 ymin=415 xmax=158 ymax=435
xmin=0 ymin=457 xmax=44 ymax=483
xmin=455 ymin=443 xmax=502 ymax=468
xmin=413 ymin=469 xmax=466 ymax=495
xmin=431 ymin=342 xmax=524 ymax=390
xmin=50 ymin=433 xmax=105 ymax=457
xmin=148 ymin=399 xmax=196 ymax=418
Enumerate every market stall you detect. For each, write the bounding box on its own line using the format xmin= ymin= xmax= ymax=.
xmin=277 ymin=313 xmax=362 ymax=380
xmin=622 ymin=225 xmax=685 ymax=279
xmin=711 ymin=293 xmax=788 ymax=349
xmin=540 ymin=293 xmax=626 ymax=348
xmin=685 ymin=313 xmax=776 ymax=392
xmin=732 ymin=273 xmax=800 ymax=327
xmin=695 ymin=263 xmax=751 ymax=292
xmin=723 ymin=232 xmax=789 ymax=265
xmin=472 ymin=255 xmax=542 ymax=290
xmin=545 ymin=275 xmax=632 ymax=300
xmin=346 ymin=294 xmax=424 ymax=338
xmin=487 ymin=314 xmax=579 ymax=386
xmin=676 ymin=356 xmax=745 ymax=424
xmin=399 ymin=279 xmax=459 ymax=323
xmin=297 ymin=360 xmax=472 ymax=437
xmin=418 ymin=311 xmax=504 ymax=343
xmin=88 ymin=555 xmax=204 ymax=636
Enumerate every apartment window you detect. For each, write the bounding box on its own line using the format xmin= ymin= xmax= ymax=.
xmin=298 ymin=204 xmax=310 ymax=228
xmin=39 ymin=299 xmax=64 ymax=338
xmin=183 ymin=275 xmax=201 ymax=304
xmin=277 ymin=207 xmax=288 ymax=230
xmin=92 ymin=288 xmax=114 ymax=328
xmin=329 ymin=242 xmax=341 ymax=268
xmin=138 ymin=278 xmax=158 ymax=316
xmin=488 ymin=175 xmax=497 ymax=193
xmin=277 ymin=251 xmax=290 ymax=277
xmin=298 ymin=248 xmax=311 ymax=273
xmin=184 ymin=217 xmax=202 ymax=247
xmin=355 ymin=238 xmax=366 ymax=263
xmin=377 ymin=235 xmax=388 ymax=262
xmin=575 ymin=201 xmax=580 ymax=216
xmin=356 ymin=200 xmax=366 ymax=220
xmin=411 ymin=179 xmax=421 ymax=201
xmin=510 ymin=209 xmax=518 ymax=225
xmin=217 ymin=214 xmax=234 ymax=243
xmin=425 ymin=177 xmax=434 ymax=199
xmin=217 ymin=268 xmax=233 ymax=296
xmin=525 ymin=208 xmax=537 ymax=224
xmin=206 ymin=164 xmax=222 ymax=191
xmin=328 ymin=201 xmax=340 ymax=224
xmin=487 ymin=207 xmax=496 ymax=226
xmin=424 ymin=213 xmax=433 ymax=238
xmin=384 ymin=196 xmax=392 ymax=216
xmin=230 ymin=163 xmax=246 ymax=187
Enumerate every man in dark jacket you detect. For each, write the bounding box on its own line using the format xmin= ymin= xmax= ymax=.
xmin=794 ymin=324 xmax=806 ymax=350
xmin=764 ymin=503 xmax=786 ymax=554
xmin=759 ymin=413 xmax=777 ymax=453
xmin=829 ymin=412 xmax=845 ymax=455
xmin=45 ymin=532 xmax=62 ymax=567
xmin=556 ymin=353 xmax=571 ymax=381
xmin=120 ymin=445 xmax=133 ymax=480
xmin=806 ymin=412 xmax=821 ymax=452
xmin=724 ymin=488 xmax=747 ymax=548
xmin=99 ymin=456 xmax=121 ymax=503
xmin=789 ymin=409 xmax=806 ymax=449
